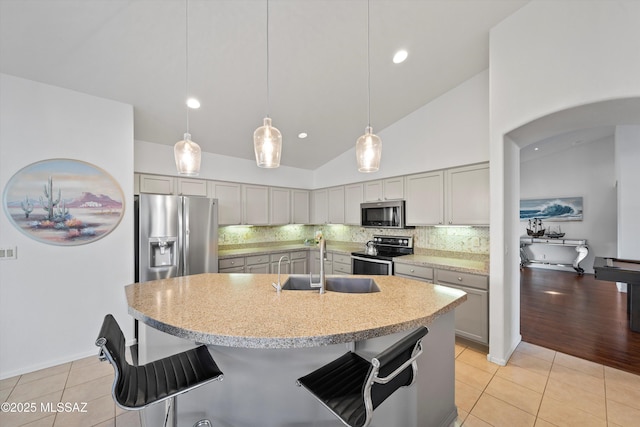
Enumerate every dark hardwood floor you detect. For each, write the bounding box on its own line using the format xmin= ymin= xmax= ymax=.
xmin=520 ymin=267 xmax=640 ymax=376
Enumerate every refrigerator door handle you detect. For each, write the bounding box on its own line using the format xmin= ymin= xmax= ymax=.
xmin=177 ymin=197 xmax=184 ymax=276
xmin=183 ymin=197 xmax=190 ymax=276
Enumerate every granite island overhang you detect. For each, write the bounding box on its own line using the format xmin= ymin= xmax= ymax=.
xmin=125 ymin=273 xmax=466 ymax=348
xmin=125 ymin=273 xmax=467 ymax=427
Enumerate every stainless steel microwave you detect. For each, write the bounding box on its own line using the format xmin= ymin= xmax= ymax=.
xmin=361 ymin=200 xmax=408 ymax=228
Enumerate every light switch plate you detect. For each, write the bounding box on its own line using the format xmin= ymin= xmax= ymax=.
xmin=0 ymin=246 xmax=17 ymax=260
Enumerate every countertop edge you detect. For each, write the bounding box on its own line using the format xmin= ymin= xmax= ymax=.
xmin=129 ymin=298 xmax=465 ymax=349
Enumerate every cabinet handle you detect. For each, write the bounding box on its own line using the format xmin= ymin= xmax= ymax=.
xmin=231 ymin=261 xmax=235 ymax=265
xmin=410 ymin=269 xmax=415 ymax=273
xmin=457 ymin=277 xmax=463 ymax=281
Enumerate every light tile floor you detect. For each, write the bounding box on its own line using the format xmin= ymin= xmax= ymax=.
xmin=1 ymin=341 xmax=639 ymax=426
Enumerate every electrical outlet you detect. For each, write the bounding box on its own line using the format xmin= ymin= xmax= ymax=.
xmin=0 ymin=246 xmax=17 ymax=260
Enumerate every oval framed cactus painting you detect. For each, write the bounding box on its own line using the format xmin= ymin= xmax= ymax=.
xmin=2 ymin=159 xmax=124 ymax=246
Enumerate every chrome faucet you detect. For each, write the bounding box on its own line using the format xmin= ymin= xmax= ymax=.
xmin=310 ymin=238 xmax=326 ymax=294
xmin=272 ymin=255 xmax=290 ymax=292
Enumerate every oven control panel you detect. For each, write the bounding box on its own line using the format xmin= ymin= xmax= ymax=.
xmin=372 ymin=235 xmax=413 ymax=249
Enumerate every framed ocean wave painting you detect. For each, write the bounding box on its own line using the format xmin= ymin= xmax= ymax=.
xmin=2 ymin=159 xmax=124 ymax=246
xmin=519 ymin=197 xmax=583 ymax=221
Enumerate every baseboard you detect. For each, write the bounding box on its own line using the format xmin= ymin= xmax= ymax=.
xmin=487 ymin=334 xmax=521 ymax=366
xmin=0 ymin=338 xmax=136 ymax=380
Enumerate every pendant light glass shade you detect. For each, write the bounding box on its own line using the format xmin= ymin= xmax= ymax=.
xmin=253 ymin=117 xmax=282 ymax=168
xmin=356 ymin=126 xmax=382 ymax=173
xmin=174 ymin=133 xmax=201 ymax=176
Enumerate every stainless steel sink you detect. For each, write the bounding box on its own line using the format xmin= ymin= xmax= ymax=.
xmin=281 ymin=275 xmax=380 ymax=293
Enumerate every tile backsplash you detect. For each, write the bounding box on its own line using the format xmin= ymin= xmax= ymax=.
xmin=220 ymin=224 xmax=489 ymax=254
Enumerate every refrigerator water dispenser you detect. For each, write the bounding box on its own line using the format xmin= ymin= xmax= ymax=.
xmin=149 ymin=238 xmax=176 ymax=267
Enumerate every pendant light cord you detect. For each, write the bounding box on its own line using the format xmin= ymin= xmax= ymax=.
xmin=266 ymin=0 xmax=271 ymax=118
xmin=367 ymin=0 xmax=371 ymax=128
xmin=185 ymin=0 xmax=190 ymax=134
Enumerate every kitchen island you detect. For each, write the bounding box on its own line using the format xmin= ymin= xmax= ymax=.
xmin=126 ymin=273 xmax=466 ymax=427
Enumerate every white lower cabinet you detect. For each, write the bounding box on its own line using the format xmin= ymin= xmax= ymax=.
xmin=311 ymin=251 xmax=333 ymax=275
xmin=435 ymin=269 xmax=489 ymax=345
xmin=332 ymin=253 xmax=352 ymax=274
xmin=245 ymin=254 xmax=270 ymax=274
xmin=393 ymin=262 xmax=434 ymax=281
xmin=394 ymin=262 xmax=489 ymax=345
xmin=219 ymin=257 xmax=245 ymax=273
xmin=290 ymin=251 xmax=309 ymax=274
xmin=270 ymin=253 xmax=291 ymax=274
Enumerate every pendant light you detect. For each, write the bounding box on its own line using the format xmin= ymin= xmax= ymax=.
xmin=174 ymin=0 xmax=201 ymax=176
xmin=356 ymin=0 xmax=381 ymax=173
xmin=253 ymin=0 xmax=282 ymax=168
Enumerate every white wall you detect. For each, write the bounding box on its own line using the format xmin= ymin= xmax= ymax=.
xmin=314 ymin=70 xmax=489 ymax=188
xmin=615 ymin=126 xmax=640 ymax=260
xmin=489 ymin=0 xmax=640 ymax=365
xmin=0 ymin=74 xmax=134 ymax=378
xmin=135 ymin=69 xmax=490 ymax=190
xmin=135 ymin=140 xmax=314 ymax=189
xmin=520 ymin=137 xmax=617 ymax=274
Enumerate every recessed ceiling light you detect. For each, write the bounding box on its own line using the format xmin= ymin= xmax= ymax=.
xmin=298 ymin=132 xmax=308 ymax=139
xmin=186 ymin=98 xmax=201 ymax=109
xmin=392 ymin=50 xmax=408 ymax=64
xmin=534 ymin=147 xmax=539 ymax=151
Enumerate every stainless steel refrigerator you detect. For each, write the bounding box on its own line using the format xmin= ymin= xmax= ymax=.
xmin=135 ymin=194 xmax=218 ymax=282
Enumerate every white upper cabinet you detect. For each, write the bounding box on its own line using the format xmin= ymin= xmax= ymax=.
xmin=445 ymin=163 xmax=489 ymax=225
xmin=291 ymin=189 xmax=310 ymax=224
xmin=405 ymin=163 xmax=489 ymax=226
xmin=243 ymin=184 xmax=269 ymax=225
xmin=139 ymin=174 xmax=175 ymax=195
xmin=382 ymin=177 xmax=404 ymax=200
xmin=363 ymin=181 xmax=383 ymax=202
xmin=209 ymin=181 xmax=242 ymax=225
xmin=311 ymin=189 xmax=328 ymax=224
xmin=344 ymin=183 xmax=364 ymax=225
xmin=269 ymin=187 xmax=291 ymax=225
xmin=177 ymin=178 xmax=207 ymax=196
xmin=328 ymin=186 xmax=345 ymax=224
xmin=405 ymin=171 xmax=445 ymax=225
xmin=363 ymin=177 xmax=404 ymax=202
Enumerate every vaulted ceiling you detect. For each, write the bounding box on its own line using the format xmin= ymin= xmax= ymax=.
xmin=0 ymin=0 xmax=528 ymax=169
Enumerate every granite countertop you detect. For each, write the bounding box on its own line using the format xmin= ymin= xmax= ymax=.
xmin=126 ymin=273 xmax=466 ymax=349
xmin=394 ymin=252 xmax=489 ymax=275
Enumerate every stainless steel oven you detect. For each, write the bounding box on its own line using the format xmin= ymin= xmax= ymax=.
xmin=352 ymin=255 xmax=394 ymax=275
xmin=351 ymin=235 xmax=413 ymax=276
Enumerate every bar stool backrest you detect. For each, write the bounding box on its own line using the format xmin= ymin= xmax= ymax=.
xmin=95 ymin=314 xmax=134 ymax=409
xmin=366 ymin=326 xmax=428 ymax=412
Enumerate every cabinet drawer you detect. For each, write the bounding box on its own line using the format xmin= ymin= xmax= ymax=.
xmin=219 ymin=266 xmax=244 ymax=273
xmin=332 ymin=253 xmax=351 ymax=265
xmin=312 ymin=252 xmax=333 ymax=261
xmin=269 ymin=252 xmax=290 ymax=262
xmin=290 ymin=251 xmax=308 ymax=260
xmin=219 ymin=257 xmax=245 ymax=269
xmin=394 ymin=263 xmax=433 ymax=280
xmin=246 ymin=255 xmax=270 ymax=265
xmin=333 ymin=262 xmax=351 ymax=274
xmin=436 ymin=270 xmax=488 ymax=290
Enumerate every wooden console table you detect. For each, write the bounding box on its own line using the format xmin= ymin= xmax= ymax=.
xmin=520 ymin=237 xmax=589 ymax=275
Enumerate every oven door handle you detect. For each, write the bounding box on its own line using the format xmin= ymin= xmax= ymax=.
xmin=351 ymin=255 xmax=393 ymax=266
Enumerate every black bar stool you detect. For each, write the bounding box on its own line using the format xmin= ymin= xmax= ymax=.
xmin=296 ymin=326 xmax=428 ymax=427
xmin=96 ymin=314 xmax=223 ymax=427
